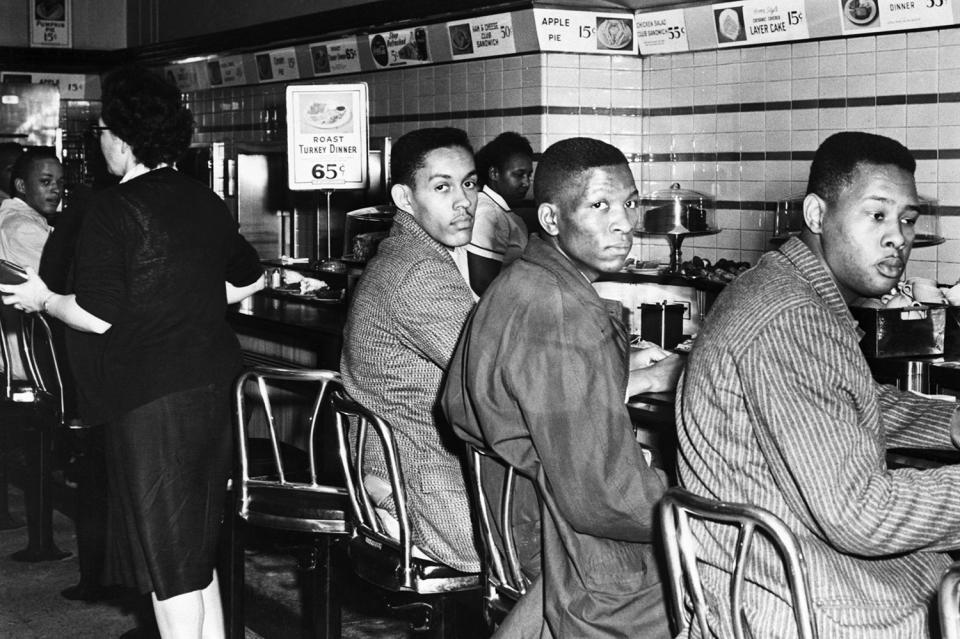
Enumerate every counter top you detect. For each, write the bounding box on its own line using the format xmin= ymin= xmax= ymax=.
xmin=227 ymin=291 xmax=346 ymax=342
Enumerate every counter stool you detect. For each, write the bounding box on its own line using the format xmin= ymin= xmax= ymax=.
xmin=940 ymin=561 xmax=960 ymax=639
xmin=0 ymin=308 xmax=70 ymax=560
xmin=465 ymin=443 xmax=531 ymax=631
xmin=225 ymin=366 xmax=348 ymax=639
xmin=660 ymin=486 xmax=817 ymax=639
xmin=330 ymin=390 xmax=481 ymax=638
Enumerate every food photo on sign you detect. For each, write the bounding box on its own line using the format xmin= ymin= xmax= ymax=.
xmin=449 ymin=23 xmax=474 ymax=55
xmin=715 ymin=6 xmax=747 ymax=43
xmin=842 ymin=0 xmax=879 ymax=27
xmin=596 ymin=17 xmax=634 ymax=50
xmin=298 ymin=92 xmax=354 ymax=134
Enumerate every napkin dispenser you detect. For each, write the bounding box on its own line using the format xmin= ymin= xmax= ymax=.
xmin=851 ymin=305 xmax=946 ymax=358
xmin=638 ymin=302 xmax=685 ymax=349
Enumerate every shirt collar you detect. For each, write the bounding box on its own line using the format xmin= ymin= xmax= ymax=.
xmin=481 ymin=185 xmax=510 ymax=211
xmin=778 ymin=236 xmax=863 ymax=337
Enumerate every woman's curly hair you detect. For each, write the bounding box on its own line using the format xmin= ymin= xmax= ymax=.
xmin=100 ymin=66 xmax=194 ymax=168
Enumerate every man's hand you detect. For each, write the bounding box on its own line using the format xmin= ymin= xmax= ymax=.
xmin=627 ymin=352 xmax=684 ymax=396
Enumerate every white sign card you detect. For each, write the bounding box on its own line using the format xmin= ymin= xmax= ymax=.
xmin=713 ymin=0 xmax=808 ymax=47
xmin=0 ymin=72 xmax=84 ymax=99
xmin=286 ymin=83 xmax=369 ymax=191
xmin=368 ymin=28 xmax=432 ymax=68
xmin=636 ymin=9 xmax=690 ymax=54
xmin=446 ymin=13 xmax=517 ymax=59
xmin=308 ymin=37 xmax=363 ymax=76
xmin=255 ymin=48 xmax=300 ymax=83
xmin=163 ymin=65 xmax=201 ymax=92
xmin=206 ymin=55 xmax=246 ymax=87
xmin=838 ymin=0 xmax=952 ymax=33
xmin=30 ymin=72 xmax=84 ymax=99
xmin=534 ymin=9 xmax=638 ymax=55
xmin=29 ymin=0 xmax=71 ymax=48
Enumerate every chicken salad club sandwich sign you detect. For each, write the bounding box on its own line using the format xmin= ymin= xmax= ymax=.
xmin=285 ymin=83 xmax=369 ymax=191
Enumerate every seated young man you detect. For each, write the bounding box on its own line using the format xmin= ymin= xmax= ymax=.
xmin=677 ymin=131 xmax=960 ymax=637
xmin=0 ymin=148 xmax=62 ymax=380
xmin=443 ymin=137 xmax=679 ymax=637
xmin=466 ymin=131 xmax=534 ymax=295
xmin=340 ymin=127 xmax=480 ymax=573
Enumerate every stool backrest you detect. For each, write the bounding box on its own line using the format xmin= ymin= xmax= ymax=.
xmin=660 ymin=486 xmax=817 ymax=639
xmin=233 ymin=367 xmax=342 ymax=523
xmin=330 ymin=388 xmax=415 ymax=588
xmin=941 ymin=561 xmax=960 ymax=639
xmin=465 ymin=443 xmax=529 ymax=619
xmin=1 ymin=308 xmax=63 ymax=418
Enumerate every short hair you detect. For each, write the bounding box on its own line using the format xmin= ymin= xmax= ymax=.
xmin=390 ymin=127 xmax=473 ymax=188
xmin=534 ymin=137 xmax=629 ymax=208
xmin=9 ymin=146 xmax=58 ymax=196
xmin=476 ymin=132 xmax=533 ymax=183
xmin=100 ymin=65 xmax=194 ymax=168
xmin=807 ymin=132 xmax=916 ymax=206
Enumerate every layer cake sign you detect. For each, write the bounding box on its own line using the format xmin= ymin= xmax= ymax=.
xmin=713 ymin=0 xmax=809 ymax=46
xmin=285 ymin=84 xmax=369 ymax=191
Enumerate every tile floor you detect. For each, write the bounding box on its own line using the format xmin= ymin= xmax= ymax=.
xmin=0 ymin=485 xmax=460 ymax=638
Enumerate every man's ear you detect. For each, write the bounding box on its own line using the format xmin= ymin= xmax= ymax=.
xmin=487 ymin=166 xmax=500 ymax=185
xmin=803 ymin=193 xmax=826 ymax=234
xmin=538 ymin=203 xmax=560 ymax=237
xmin=391 ymin=183 xmax=413 ymax=214
xmin=13 ymin=177 xmax=25 ymax=197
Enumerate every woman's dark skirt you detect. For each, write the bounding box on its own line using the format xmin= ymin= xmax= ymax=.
xmin=102 ymin=382 xmax=232 ymax=601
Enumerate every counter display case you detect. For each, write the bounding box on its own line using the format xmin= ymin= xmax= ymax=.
xmin=635 ymin=183 xmax=720 ymax=273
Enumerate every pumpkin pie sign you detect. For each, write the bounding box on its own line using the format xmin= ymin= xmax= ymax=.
xmin=285 ymin=84 xmax=369 ymax=191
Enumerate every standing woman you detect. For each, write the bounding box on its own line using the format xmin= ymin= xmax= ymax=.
xmin=0 ymin=67 xmax=264 ymax=638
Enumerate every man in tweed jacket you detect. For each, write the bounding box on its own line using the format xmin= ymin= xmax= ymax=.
xmin=341 ymin=127 xmax=480 ymax=572
xmin=677 ymin=131 xmax=960 ymax=637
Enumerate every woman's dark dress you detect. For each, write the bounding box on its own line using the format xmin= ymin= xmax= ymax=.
xmin=67 ymin=167 xmax=262 ymax=599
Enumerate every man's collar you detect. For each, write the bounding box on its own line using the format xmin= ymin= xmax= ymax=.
xmin=778 ymin=236 xmax=861 ymax=335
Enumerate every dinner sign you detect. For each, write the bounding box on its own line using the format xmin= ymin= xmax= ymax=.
xmin=285 ymin=83 xmax=369 ymax=191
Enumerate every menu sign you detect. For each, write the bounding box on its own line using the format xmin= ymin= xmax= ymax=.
xmin=534 ymin=9 xmax=638 ymax=55
xmin=285 ymin=84 xmax=369 ymax=191
xmin=447 ymin=13 xmax=517 ymax=59
xmin=164 ymin=65 xmax=201 ymax=92
xmin=308 ymin=37 xmax=362 ymax=76
xmin=713 ymin=0 xmax=808 ymax=47
xmin=368 ymin=28 xmax=431 ymax=69
xmin=29 ymin=0 xmax=71 ymax=48
xmin=636 ymin=9 xmax=690 ymax=54
xmin=207 ymin=55 xmax=246 ymax=87
xmin=254 ymin=48 xmax=300 ymax=83
xmin=31 ymin=72 xmax=84 ymax=99
xmin=839 ymin=0 xmax=952 ymax=33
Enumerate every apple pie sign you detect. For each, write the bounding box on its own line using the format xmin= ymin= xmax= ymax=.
xmin=285 ymin=83 xmax=369 ymax=191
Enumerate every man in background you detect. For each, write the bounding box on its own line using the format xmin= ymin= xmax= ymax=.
xmin=0 ymin=147 xmax=62 ymax=270
xmin=677 ymin=131 xmax=960 ymax=637
xmin=467 ymin=131 xmax=533 ymax=295
xmin=444 ymin=137 xmax=679 ymax=637
xmin=0 ymin=142 xmax=23 ymax=202
xmin=0 ymin=148 xmax=62 ymax=379
xmin=340 ymin=127 xmax=481 ymax=574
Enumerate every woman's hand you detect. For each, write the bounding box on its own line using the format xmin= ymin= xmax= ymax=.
xmin=0 ymin=267 xmax=52 ymax=313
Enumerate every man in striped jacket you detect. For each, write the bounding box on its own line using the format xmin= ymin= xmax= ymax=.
xmin=677 ymin=131 xmax=960 ymax=638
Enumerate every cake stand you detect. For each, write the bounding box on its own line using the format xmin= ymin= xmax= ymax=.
xmin=636 ymin=228 xmax=721 ymax=273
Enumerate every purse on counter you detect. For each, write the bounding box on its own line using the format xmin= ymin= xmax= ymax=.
xmin=0 ymin=259 xmax=28 ymax=286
